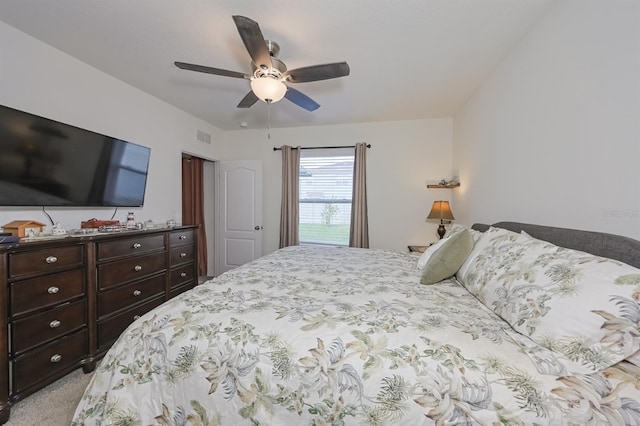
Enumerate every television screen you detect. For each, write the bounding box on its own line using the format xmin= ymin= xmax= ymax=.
xmin=0 ymin=104 xmax=151 ymax=207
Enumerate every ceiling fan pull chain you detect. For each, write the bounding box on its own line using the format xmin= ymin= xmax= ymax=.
xmin=267 ymin=100 xmax=271 ymax=140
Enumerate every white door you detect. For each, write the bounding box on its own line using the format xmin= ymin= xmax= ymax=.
xmin=203 ymin=161 xmax=216 ymax=276
xmin=215 ymin=160 xmax=263 ymax=275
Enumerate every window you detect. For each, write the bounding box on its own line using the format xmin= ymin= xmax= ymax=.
xmin=299 ymin=151 xmax=354 ymax=245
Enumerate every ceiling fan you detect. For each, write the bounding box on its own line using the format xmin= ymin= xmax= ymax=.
xmin=174 ymin=15 xmax=350 ymax=112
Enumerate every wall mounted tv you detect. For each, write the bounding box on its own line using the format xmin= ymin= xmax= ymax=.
xmin=0 ymin=104 xmax=151 ymax=207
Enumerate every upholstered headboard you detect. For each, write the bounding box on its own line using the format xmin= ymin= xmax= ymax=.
xmin=472 ymin=221 xmax=640 ymax=269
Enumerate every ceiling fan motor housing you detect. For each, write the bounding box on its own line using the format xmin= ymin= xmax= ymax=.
xmin=265 ymin=40 xmax=280 ymax=57
xmin=252 ymin=41 xmax=287 ymax=77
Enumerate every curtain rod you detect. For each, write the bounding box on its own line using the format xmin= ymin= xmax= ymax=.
xmin=273 ymin=144 xmax=371 ymax=151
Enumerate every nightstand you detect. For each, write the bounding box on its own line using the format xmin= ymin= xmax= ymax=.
xmin=408 ymin=245 xmax=429 ymax=253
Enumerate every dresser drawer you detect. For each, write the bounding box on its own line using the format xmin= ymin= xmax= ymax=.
xmin=170 ymin=229 xmax=194 ymax=247
xmin=98 ymin=252 xmax=166 ymax=290
xmin=99 ymin=274 xmax=165 ymax=317
xmin=10 ymin=269 xmax=85 ymax=316
xmin=97 ymin=234 xmax=165 ymax=262
xmin=12 ymin=329 xmax=87 ymax=394
xmin=9 ymin=245 xmax=83 ymax=279
xmin=11 ymin=300 xmax=86 ymax=355
xmin=170 ymin=244 xmax=194 ymax=267
xmin=170 ymin=263 xmax=195 ymax=289
xmin=98 ymin=296 xmax=164 ymax=349
xmin=169 ymin=281 xmax=196 ymax=299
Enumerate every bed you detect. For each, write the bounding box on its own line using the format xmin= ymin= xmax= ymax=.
xmin=72 ymin=222 xmax=640 ymax=425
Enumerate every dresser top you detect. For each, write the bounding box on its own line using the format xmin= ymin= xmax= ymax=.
xmin=0 ymin=225 xmax=197 ymax=252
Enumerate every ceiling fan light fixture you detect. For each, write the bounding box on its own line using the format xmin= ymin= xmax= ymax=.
xmin=250 ymin=77 xmax=287 ymax=103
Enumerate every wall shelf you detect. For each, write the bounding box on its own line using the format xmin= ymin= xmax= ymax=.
xmin=426 ymin=183 xmax=460 ymax=189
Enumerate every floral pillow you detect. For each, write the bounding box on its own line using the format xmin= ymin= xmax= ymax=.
xmin=448 ymin=223 xmax=483 ymax=243
xmin=627 ymin=350 xmax=640 ymax=367
xmin=456 ymin=226 xmax=640 ymax=375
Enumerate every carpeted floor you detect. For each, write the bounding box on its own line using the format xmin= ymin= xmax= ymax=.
xmin=6 ymin=368 xmax=93 ymax=426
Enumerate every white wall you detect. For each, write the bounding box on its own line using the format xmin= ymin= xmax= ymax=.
xmin=452 ymin=0 xmax=640 ymax=240
xmin=217 ymin=118 xmax=453 ymax=255
xmin=0 ymin=21 xmax=220 ymax=232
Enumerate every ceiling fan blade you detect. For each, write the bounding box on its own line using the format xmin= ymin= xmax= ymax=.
xmin=174 ymin=61 xmax=248 ymax=79
xmin=237 ymin=91 xmax=259 ymax=108
xmin=232 ymin=15 xmax=273 ymax=71
xmin=284 ymin=87 xmax=320 ymax=111
xmin=284 ymin=62 xmax=350 ymax=83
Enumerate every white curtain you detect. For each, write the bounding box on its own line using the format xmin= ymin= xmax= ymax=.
xmin=349 ymin=142 xmax=369 ymax=248
xmin=279 ymin=145 xmax=300 ymax=248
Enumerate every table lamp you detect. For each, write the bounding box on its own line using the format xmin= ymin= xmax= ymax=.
xmin=427 ymin=200 xmax=455 ymax=239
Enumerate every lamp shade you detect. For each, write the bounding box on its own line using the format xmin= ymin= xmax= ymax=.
xmin=250 ymin=77 xmax=287 ymax=103
xmin=427 ymin=201 xmax=455 ymax=221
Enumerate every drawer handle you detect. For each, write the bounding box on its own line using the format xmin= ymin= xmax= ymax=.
xmin=180 ymin=272 xmax=187 ymax=278
xmin=45 ymin=256 xmax=58 ymax=264
xmin=47 ymin=286 xmax=60 ymax=294
xmin=133 ymin=315 xmax=141 ymax=320
xmin=132 ymin=243 xmax=142 ymax=249
xmin=134 ymin=265 xmax=142 ymax=272
xmin=50 ymin=354 xmax=62 ymax=363
xmin=49 ymin=320 xmax=61 ymax=328
xmin=133 ymin=289 xmax=142 ymax=296
xmin=180 ymin=252 xmax=187 ymax=258
xmin=179 ymin=235 xmax=187 ymax=240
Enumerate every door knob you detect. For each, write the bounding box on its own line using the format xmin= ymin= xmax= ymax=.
xmin=254 ymin=225 xmax=263 ymax=230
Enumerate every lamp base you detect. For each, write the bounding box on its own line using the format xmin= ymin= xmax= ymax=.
xmin=437 ymin=224 xmax=446 ymax=239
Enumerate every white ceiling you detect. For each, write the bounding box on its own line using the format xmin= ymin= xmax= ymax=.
xmin=0 ymin=0 xmax=556 ymax=131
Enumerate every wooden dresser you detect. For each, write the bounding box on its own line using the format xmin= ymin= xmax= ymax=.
xmin=0 ymin=226 xmax=198 ymax=423
xmin=169 ymin=229 xmax=197 ymax=298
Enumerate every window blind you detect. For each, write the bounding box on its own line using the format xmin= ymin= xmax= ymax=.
xmin=299 ymin=153 xmax=354 ymax=245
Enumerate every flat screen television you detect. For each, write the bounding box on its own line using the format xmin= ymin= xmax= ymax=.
xmin=0 ymin=104 xmax=151 ymax=207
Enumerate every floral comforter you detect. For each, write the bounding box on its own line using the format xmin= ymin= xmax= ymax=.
xmin=72 ymin=246 xmax=640 ymax=425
